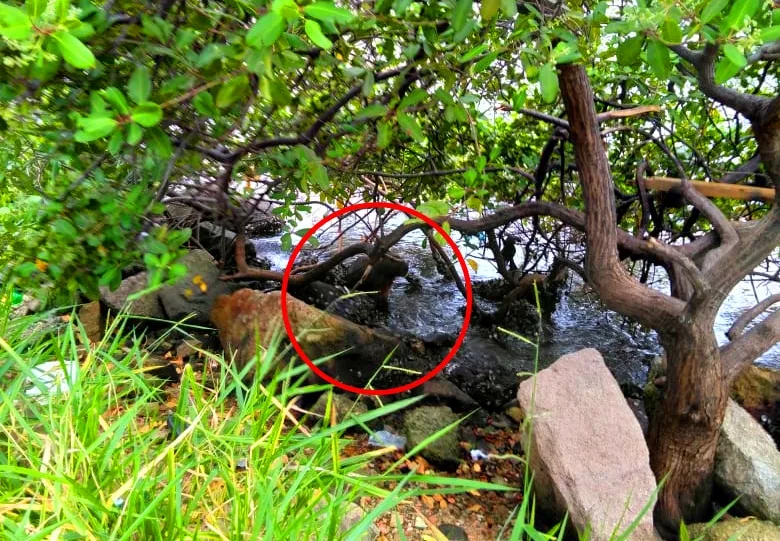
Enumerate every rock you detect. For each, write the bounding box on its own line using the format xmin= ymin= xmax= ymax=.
xmin=344 ymin=253 xmax=409 ymax=297
xmin=420 ymin=377 xmax=479 ymax=412
xmin=730 ymin=365 xmax=779 ymax=444
xmin=310 ymin=393 xmax=368 ymax=421
xmin=438 ymin=523 xmax=469 ymax=540
xmin=714 ymin=399 xmax=780 ymax=522
xmin=196 ymin=222 xmax=257 ymax=262
xmin=77 ymin=301 xmax=104 ymax=343
xmin=175 ymin=339 xmax=203 ymax=361
xmin=517 ymin=348 xmax=659 ymax=541
xmin=210 ymin=289 xmax=413 ymax=388
xmin=687 ymin=518 xmax=780 ymax=541
xmin=100 ymin=272 xmax=165 ymax=319
xmin=402 ymin=406 xmax=462 ymax=470
xmin=338 ymin=502 xmax=380 ymax=541
xmin=10 ymin=294 xmax=41 ymax=318
xmin=159 ymin=250 xmax=232 ymax=325
xmin=626 ymin=397 xmax=649 ymax=435
xmin=506 ymin=406 xmax=523 ymax=424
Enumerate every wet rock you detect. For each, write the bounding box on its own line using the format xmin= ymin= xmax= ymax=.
xmin=292 ymin=281 xmax=384 ymax=326
xmin=159 ymin=250 xmax=233 ymax=325
xmin=77 ymin=301 xmax=104 ymax=343
xmin=626 ymin=398 xmax=649 ymax=435
xmin=517 ymin=348 xmax=659 ymax=541
xmin=687 ymin=518 xmax=780 ymax=541
xmin=438 ymin=523 xmax=469 ymax=540
xmin=714 ymin=399 xmax=780 ymax=522
xmin=310 ymin=393 xmax=369 ymax=421
xmin=210 ymin=289 xmax=412 ymax=388
xmin=445 ymin=335 xmax=528 ymax=410
xmin=344 ymin=253 xmax=409 ymax=297
xmin=402 ymin=405 xmax=462 ymax=470
xmin=100 ymin=272 xmax=165 ymax=319
xmin=419 ymin=377 xmax=478 ymax=412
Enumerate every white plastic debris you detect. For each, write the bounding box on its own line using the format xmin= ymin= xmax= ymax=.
xmin=470 ymin=449 xmax=490 ymax=461
xmin=24 ymin=360 xmax=79 ymax=401
xmin=368 ymin=430 xmax=407 ymax=450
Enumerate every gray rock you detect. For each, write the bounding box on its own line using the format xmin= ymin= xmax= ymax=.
xmin=159 ymin=250 xmax=232 ymax=324
xmin=714 ymin=399 xmax=780 ymax=522
xmin=517 ymin=348 xmax=660 ymax=541
xmin=688 ymin=518 xmax=780 ymax=541
xmin=438 ymin=523 xmax=469 ymax=540
xmin=100 ymin=272 xmax=165 ymax=319
xmin=338 ymin=502 xmax=380 ymax=541
xmin=420 ymin=377 xmax=479 ymax=412
xmin=402 ymin=405 xmax=462 ymax=469
xmin=310 ymin=393 xmax=369 ymax=421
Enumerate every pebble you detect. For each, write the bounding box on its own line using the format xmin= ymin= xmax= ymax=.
xmin=414 ymin=516 xmax=426 ymax=529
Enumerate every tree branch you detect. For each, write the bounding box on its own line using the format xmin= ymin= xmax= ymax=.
xmin=721 ymin=309 xmax=780 ymax=382
xmin=726 ymin=293 xmax=780 ymax=341
xmin=558 ymin=63 xmax=686 ymax=330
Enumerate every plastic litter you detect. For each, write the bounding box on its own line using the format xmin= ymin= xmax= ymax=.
xmin=470 ymin=449 xmax=490 ymax=461
xmin=24 ymin=360 xmax=79 ymax=402
xmin=368 ymin=430 xmax=406 ymax=450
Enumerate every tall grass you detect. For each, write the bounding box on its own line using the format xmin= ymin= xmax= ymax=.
xmin=0 ymin=293 xmax=510 ymax=540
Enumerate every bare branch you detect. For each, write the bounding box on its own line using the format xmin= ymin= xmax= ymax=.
xmin=721 ymin=309 xmax=780 ymax=382
xmin=726 ymin=293 xmax=780 ymax=340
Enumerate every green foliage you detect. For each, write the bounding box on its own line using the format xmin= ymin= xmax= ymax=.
xmin=0 ymin=0 xmax=773 ymax=298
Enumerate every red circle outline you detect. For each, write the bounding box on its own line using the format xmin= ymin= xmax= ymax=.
xmin=280 ymin=202 xmax=472 ymax=395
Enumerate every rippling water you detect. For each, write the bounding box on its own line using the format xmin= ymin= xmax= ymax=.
xmin=251 ymin=206 xmax=778 ymax=374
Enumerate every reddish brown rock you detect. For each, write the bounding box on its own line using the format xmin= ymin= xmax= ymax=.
xmin=210 ymin=288 xmax=406 ymax=387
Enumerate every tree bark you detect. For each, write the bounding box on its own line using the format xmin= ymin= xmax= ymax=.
xmin=648 ymin=320 xmax=727 ymax=539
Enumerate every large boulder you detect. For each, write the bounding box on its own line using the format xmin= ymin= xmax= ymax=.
xmin=688 ymin=518 xmax=780 ymax=541
xmin=714 ymin=399 xmax=780 ymax=522
xmin=517 ymin=348 xmax=659 ymax=541
xmin=159 ymin=250 xmax=233 ymax=325
xmin=210 ymin=288 xmax=416 ymax=388
xmin=402 ymin=405 xmax=462 ymax=470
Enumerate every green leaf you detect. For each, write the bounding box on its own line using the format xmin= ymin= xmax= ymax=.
xmin=246 ymin=11 xmax=285 ymax=47
xmin=723 ymin=0 xmax=760 ymax=30
xmin=128 ymin=66 xmax=152 ymax=104
xmin=304 ymin=19 xmax=332 ymax=49
xmin=75 ymin=116 xmax=118 ymax=142
xmin=216 ymin=75 xmax=250 ymax=108
xmin=722 ymin=43 xmax=746 ymax=68
xmin=759 ymin=25 xmax=780 ymax=43
xmin=714 ymin=57 xmax=741 ymax=84
xmin=617 ymin=34 xmax=644 ymax=66
xmin=399 ymin=88 xmax=428 ymax=110
xmin=101 ymin=87 xmax=130 ymax=114
xmin=646 ymin=40 xmax=671 ymax=78
xmin=303 ymin=2 xmax=355 ymax=25
xmin=376 ymin=121 xmax=391 ymax=148
xmin=452 ymin=0 xmax=473 ymax=32
xmin=700 ymin=0 xmax=728 ymax=23
xmin=54 ymin=0 xmax=69 ymax=20
xmin=539 ymin=62 xmax=558 ymax=103
xmin=126 ymin=123 xmax=143 ymax=145
xmin=26 ymin=0 xmax=47 ymax=19
xmin=447 ymin=185 xmax=466 ymax=200
xmin=131 ymin=102 xmax=163 ymax=127
xmin=480 ymin=0 xmax=500 ymax=20
xmin=51 ymin=31 xmax=95 ymax=69
xmin=397 ymin=113 xmax=425 ymax=142
xmin=147 ymin=127 xmax=172 ymax=157
xmin=356 ymin=104 xmax=388 ymax=119
xmin=466 ymin=196 xmax=482 ymax=211
xmin=473 ymin=51 xmax=500 ymax=73
xmin=417 ymin=200 xmax=449 ymax=217
xmin=0 ymin=3 xmax=33 ymax=39
xmin=193 ymin=91 xmax=218 ymax=117
xmin=661 ymin=20 xmax=683 ymax=44
xmin=107 ymin=130 xmax=123 ymax=154
xmin=500 ymin=0 xmax=517 ymax=17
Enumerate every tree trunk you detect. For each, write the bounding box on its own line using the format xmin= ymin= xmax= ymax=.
xmin=648 ymin=318 xmax=728 ymax=539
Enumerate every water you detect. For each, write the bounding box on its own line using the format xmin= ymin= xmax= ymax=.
xmin=250 ymin=206 xmax=779 ymax=377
